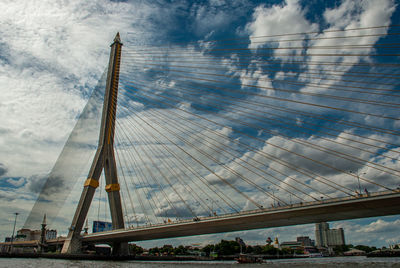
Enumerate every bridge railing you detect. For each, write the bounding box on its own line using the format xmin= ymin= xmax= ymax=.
xmin=87 ymin=189 xmax=398 ymax=236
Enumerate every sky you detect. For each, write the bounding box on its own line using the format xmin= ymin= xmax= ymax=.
xmin=1 ymin=0 xmax=400 ymax=248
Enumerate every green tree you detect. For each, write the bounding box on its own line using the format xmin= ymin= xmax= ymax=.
xmin=280 ymin=247 xmax=293 ymax=255
xmin=214 ymin=240 xmax=240 ymax=255
xmin=245 ymin=245 xmax=254 ymax=254
xmin=160 ymin=245 xmax=174 ymax=255
xmin=355 ymin=245 xmax=374 ymax=253
xmin=149 ymin=247 xmax=160 ymax=255
xmin=261 ymin=245 xmax=278 ymax=255
xmin=174 ymin=245 xmax=187 ymax=255
xmin=201 ymin=244 xmax=215 ymax=256
xmin=252 ymin=245 xmax=263 ymax=254
xmin=295 ymin=248 xmax=304 ymax=255
xmin=129 ymin=244 xmax=144 ymax=255
xmin=333 ymin=244 xmax=351 ymax=255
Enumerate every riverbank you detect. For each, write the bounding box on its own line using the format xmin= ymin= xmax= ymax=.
xmin=0 ymin=253 xmax=215 ymax=261
xmin=0 ymin=252 xmax=314 ymax=261
xmin=1 ymin=256 xmax=400 ymax=268
xmin=2 ymin=251 xmax=400 ymax=262
xmin=367 ymin=250 xmax=400 ymax=257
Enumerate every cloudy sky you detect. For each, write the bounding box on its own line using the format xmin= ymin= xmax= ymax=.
xmin=1 ymin=0 xmax=400 ymax=248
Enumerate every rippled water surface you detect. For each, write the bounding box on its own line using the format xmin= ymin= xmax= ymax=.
xmin=0 ymin=256 xmax=399 ymax=267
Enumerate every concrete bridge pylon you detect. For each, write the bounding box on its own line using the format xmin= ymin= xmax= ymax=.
xmin=61 ymin=33 xmax=127 ymax=255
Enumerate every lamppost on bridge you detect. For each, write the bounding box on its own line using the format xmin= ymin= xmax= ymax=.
xmin=268 ymin=187 xmax=276 ymax=207
xmin=349 ymin=170 xmax=366 ymax=196
xmin=206 ymin=199 xmax=218 ymax=216
xmin=125 ymin=214 xmax=130 ymax=228
xmin=10 ymin=212 xmax=19 ymax=253
xmin=128 ymin=216 xmax=139 ymax=228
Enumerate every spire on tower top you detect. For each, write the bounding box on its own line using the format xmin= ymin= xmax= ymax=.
xmin=42 ymin=214 xmax=47 ymax=225
xmin=114 ymin=32 xmax=121 ymax=43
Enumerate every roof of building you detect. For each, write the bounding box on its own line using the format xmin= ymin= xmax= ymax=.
xmin=344 ymin=249 xmax=366 ymax=254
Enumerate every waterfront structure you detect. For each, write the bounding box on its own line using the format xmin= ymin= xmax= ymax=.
xmin=297 ymin=236 xmax=314 ymax=247
xmin=315 ymin=222 xmax=345 ymax=248
xmin=15 ymin=229 xmax=39 ymax=241
xmin=344 ymin=248 xmax=366 ymax=256
xmin=14 ymin=228 xmax=57 ymax=242
xmin=280 ymin=241 xmax=302 ymax=250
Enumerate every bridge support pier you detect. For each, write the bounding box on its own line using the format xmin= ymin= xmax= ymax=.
xmin=61 ymin=33 xmax=128 ymax=256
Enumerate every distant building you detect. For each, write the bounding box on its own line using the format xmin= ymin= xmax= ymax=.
xmin=315 ymin=222 xmax=345 ymax=248
xmin=235 ymin=237 xmax=246 ymax=247
xmin=344 ymin=248 xmax=366 ymax=256
xmin=236 ymin=237 xmax=246 ymax=253
xmin=46 ymin=229 xmax=57 ymax=240
xmin=93 ymin=221 xmax=112 ymax=233
xmin=15 ymin=229 xmax=30 ymax=241
xmin=280 ymin=241 xmax=303 ymax=250
xmin=297 ymin=236 xmax=315 ymax=247
xmin=14 ymin=228 xmax=57 ymax=241
xmin=273 ymin=237 xmax=279 ymax=248
xmin=303 ymin=246 xmax=320 ymax=255
xmin=15 ymin=229 xmax=40 ymax=241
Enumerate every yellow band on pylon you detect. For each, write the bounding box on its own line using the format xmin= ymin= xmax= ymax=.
xmin=84 ymin=178 xmax=99 ymax=188
xmin=105 ymin=183 xmax=120 ymax=192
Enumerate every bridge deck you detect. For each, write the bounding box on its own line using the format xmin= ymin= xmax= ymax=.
xmin=82 ymin=191 xmax=400 ymax=243
xmin=2 ymin=191 xmax=399 ymax=247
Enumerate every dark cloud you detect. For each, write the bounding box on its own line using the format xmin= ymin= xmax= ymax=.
xmin=28 ymin=174 xmax=65 ymax=196
xmin=0 ymin=163 xmax=8 ymax=177
xmin=155 ymin=205 xmax=196 ymax=219
xmin=0 ymin=192 xmax=15 ymax=201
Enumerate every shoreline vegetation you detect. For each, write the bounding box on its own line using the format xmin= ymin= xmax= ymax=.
xmin=1 ymin=252 xmax=400 ymax=261
xmin=2 ymin=239 xmax=399 ymax=261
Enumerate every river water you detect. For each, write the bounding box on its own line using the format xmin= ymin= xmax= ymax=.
xmin=0 ymin=256 xmax=399 ymax=267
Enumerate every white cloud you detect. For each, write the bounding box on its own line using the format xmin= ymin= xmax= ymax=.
xmin=6 ymin=177 xmax=25 ymax=187
xmin=307 ymin=0 xmax=395 ymax=69
xmin=189 ymin=0 xmax=252 ymax=37
xmin=335 ymin=217 xmax=400 ymax=246
xmin=246 ymin=0 xmax=318 ymax=61
xmin=247 ymin=0 xmax=317 ymax=42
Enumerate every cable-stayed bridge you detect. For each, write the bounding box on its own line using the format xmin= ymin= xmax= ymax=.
xmin=3 ymin=25 xmax=400 ymax=255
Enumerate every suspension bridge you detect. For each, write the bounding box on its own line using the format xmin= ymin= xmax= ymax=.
xmin=2 ymin=25 xmax=400 ymax=255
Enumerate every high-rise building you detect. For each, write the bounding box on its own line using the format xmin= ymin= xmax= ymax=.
xmin=315 ymin=222 xmax=345 ymax=247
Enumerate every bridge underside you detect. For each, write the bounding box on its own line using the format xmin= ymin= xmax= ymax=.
xmin=82 ymin=191 xmax=400 ymax=244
